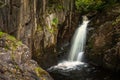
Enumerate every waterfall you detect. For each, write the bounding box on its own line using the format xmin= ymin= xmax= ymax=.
xmin=68 ymin=16 xmax=89 ymax=61
xmin=48 ymin=16 xmax=89 ymax=71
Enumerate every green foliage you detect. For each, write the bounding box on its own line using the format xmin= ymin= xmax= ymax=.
xmin=75 ymin=0 xmax=104 ymax=12
xmin=52 ymin=18 xmax=58 ymax=26
xmin=48 ymin=0 xmax=64 ymax=12
xmin=46 ymin=17 xmax=58 ymax=33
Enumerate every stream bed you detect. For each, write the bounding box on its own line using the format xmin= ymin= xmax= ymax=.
xmin=47 ymin=62 xmax=119 ymax=80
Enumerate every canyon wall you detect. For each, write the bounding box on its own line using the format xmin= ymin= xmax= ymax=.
xmin=0 ymin=0 xmax=77 ymax=68
xmin=86 ymin=4 xmax=120 ymax=71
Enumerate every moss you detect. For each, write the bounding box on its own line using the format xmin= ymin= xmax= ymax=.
xmin=112 ymin=16 xmax=120 ymax=25
xmin=17 ymin=41 xmax=22 ymax=46
xmin=46 ymin=17 xmax=58 ymax=34
xmin=37 ymin=24 xmax=43 ymax=32
xmin=47 ymin=27 xmax=54 ymax=33
xmin=6 ymin=34 xmax=22 ymax=50
xmin=0 ymin=31 xmax=22 ymax=51
xmin=52 ymin=18 xmax=58 ymax=26
xmin=11 ymin=51 xmax=15 ymax=61
xmin=35 ymin=67 xmax=47 ymax=80
xmin=7 ymin=35 xmax=16 ymax=41
xmin=0 ymin=31 xmax=5 ymax=37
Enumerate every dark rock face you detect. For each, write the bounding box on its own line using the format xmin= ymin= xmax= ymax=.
xmin=86 ymin=4 xmax=120 ymax=71
xmin=0 ymin=32 xmax=53 ymax=80
xmin=0 ymin=0 xmax=75 ymax=68
xmin=0 ymin=0 xmax=36 ymax=52
xmin=32 ymin=0 xmax=74 ymax=68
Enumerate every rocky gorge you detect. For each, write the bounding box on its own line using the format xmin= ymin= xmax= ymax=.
xmin=0 ymin=32 xmax=53 ymax=80
xmin=0 ymin=0 xmax=120 ymax=80
xmin=86 ymin=3 xmax=120 ymax=71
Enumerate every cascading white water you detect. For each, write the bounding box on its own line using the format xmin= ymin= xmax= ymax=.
xmin=48 ymin=16 xmax=89 ymax=71
xmin=69 ymin=16 xmax=89 ymax=61
xmin=77 ymin=52 xmax=84 ymax=61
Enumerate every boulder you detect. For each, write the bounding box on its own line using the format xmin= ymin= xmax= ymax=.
xmin=0 ymin=31 xmax=53 ymax=80
xmin=86 ymin=4 xmax=120 ymax=71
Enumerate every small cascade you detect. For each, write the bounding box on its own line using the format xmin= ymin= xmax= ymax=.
xmin=77 ymin=52 xmax=84 ymax=61
xmin=48 ymin=16 xmax=89 ymax=71
xmin=68 ymin=16 xmax=89 ymax=61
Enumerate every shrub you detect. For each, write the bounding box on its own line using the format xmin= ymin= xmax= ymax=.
xmin=75 ymin=0 xmax=104 ymax=12
xmin=48 ymin=0 xmax=64 ymax=11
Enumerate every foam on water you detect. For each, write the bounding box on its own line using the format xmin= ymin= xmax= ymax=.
xmin=48 ymin=16 xmax=89 ymax=72
xmin=48 ymin=61 xmax=84 ymax=71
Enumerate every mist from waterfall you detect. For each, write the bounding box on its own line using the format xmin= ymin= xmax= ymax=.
xmin=68 ymin=16 xmax=89 ymax=61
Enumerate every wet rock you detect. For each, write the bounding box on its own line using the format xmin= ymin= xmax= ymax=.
xmin=48 ymin=63 xmax=120 ymax=80
xmin=86 ymin=4 xmax=120 ymax=71
xmin=0 ymin=32 xmax=53 ymax=80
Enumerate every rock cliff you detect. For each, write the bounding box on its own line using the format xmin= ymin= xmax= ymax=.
xmin=86 ymin=4 xmax=120 ymax=71
xmin=1 ymin=0 xmax=119 ymax=73
xmin=0 ymin=31 xmax=53 ymax=80
xmin=0 ymin=0 xmax=76 ymax=68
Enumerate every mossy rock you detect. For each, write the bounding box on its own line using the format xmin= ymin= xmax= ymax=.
xmin=112 ymin=15 xmax=120 ymax=26
xmin=35 ymin=67 xmax=47 ymax=76
xmin=0 ymin=31 xmax=5 ymax=37
xmin=86 ymin=4 xmax=120 ymax=71
xmin=0 ymin=31 xmax=53 ymax=80
xmin=0 ymin=31 xmax=22 ymax=51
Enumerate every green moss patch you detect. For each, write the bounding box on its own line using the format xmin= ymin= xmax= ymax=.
xmin=52 ymin=17 xmax=58 ymax=26
xmin=0 ymin=31 xmax=5 ymax=37
xmin=112 ymin=15 xmax=120 ymax=26
xmin=37 ymin=24 xmax=43 ymax=32
xmin=0 ymin=31 xmax=22 ymax=50
xmin=35 ymin=67 xmax=48 ymax=80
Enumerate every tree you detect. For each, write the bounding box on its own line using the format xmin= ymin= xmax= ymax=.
xmin=75 ymin=0 xmax=104 ymax=12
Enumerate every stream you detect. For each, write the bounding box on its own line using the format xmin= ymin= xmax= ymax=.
xmin=47 ymin=16 xmax=119 ymax=80
xmin=47 ymin=62 xmax=119 ymax=80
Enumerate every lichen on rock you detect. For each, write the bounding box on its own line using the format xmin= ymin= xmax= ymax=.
xmin=0 ymin=31 xmax=53 ymax=80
